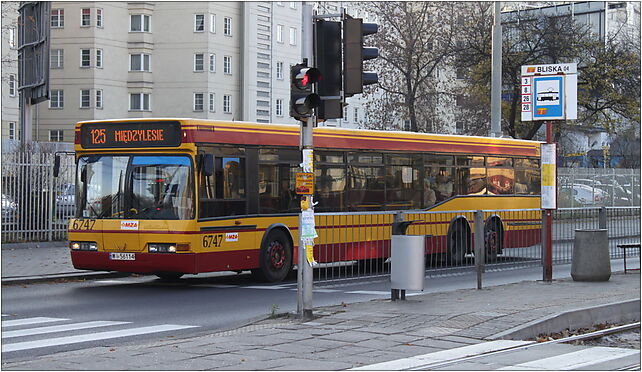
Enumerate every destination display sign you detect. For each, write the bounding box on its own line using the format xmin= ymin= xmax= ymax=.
xmin=80 ymin=121 xmax=182 ymax=149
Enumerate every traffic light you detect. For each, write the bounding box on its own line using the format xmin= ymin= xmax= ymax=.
xmin=315 ymin=20 xmax=342 ymax=120
xmin=290 ymin=63 xmax=321 ymax=120
xmin=343 ymin=17 xmax=379 ymax=97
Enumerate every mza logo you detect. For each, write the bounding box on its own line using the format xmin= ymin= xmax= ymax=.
xmin=226 ymin=232 xmax=239 ymax=242
xmin=121 ymin=220 xmax=139 ymax=230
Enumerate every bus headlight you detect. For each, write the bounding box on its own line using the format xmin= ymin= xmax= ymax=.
xmin=148 ymin=243 xmax=177 ymax=253
xmin=70 ymin=241 xmax=98 ymax=251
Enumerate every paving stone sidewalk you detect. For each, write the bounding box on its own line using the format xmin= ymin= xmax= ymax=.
xmin=3 ymin=272 xmax=639 ymax=370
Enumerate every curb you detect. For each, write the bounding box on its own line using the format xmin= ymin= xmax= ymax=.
xmin=488 ymin=298 xmax=642 ymax=340
xmin=1 ymin=242 xmax=69 ymax=250
xmin=1 ymin=271 xmax=131 ymax=285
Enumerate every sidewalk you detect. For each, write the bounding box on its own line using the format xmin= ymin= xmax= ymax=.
xmin=1 ymin=242 xmax=640 ymax=370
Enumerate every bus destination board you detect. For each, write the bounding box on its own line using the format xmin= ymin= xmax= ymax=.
xmin=80 ymin=121 xmax=182 ymax=149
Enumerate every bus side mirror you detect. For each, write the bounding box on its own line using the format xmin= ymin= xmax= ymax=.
xmin=53 ymin=155 xmax=61 ymax=178
xmin=202 ymin=154 xmax=214 ymax=177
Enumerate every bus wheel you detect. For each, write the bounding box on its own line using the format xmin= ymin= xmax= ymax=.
xmin=447 ymin=220 xmax=469 ymax=266
xmin=254 ymin=229 xmax=292 ymax=283
xmin=484 ymin=222 xmax=501 ymax=263
xmin=155 ymin=272 xmax=184 ymax=281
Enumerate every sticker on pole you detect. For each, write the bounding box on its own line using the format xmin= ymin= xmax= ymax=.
xmin=541 ymin=144 xmax=556 ymax=209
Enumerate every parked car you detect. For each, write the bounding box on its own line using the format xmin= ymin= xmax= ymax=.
xmin=2 ymin=193 xmax=17 ymax=223
xmin=55 ymin=183 xmax=75 ymax=217
xmin=572 ymin=178 xmax=602 ymax=187
xmin=594 ymin=184 xmax=633 ymax=206
xmin=559 ymin=184 xmax=608 ymax=206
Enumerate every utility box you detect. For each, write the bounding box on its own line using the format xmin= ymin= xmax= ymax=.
xmin=391 ymin=220 xmax=425 ymax=300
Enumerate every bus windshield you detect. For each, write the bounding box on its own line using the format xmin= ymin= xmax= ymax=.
xmin=77 ymin=155 xmax=194 ymax=220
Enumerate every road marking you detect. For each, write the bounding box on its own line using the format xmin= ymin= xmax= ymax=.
xmin=2 ymin=324 xmax=199 ymax=352
xmin=351 ymin=340 xmax=533 ymax=370
xmin=95 ymin=280 xmax=135 ymax=284
xmin=345 ymin=290 xmax=391 ymax=295
xmin=243 ymin=285 xmax=288 ymax=290
xmin=1 ymin=314 xmax=10 ymax=317
xmin=2 ymin=317 xmax=69 ymax=328
xmin=2 ymin=321 xmax=131 ymax=339
xmin=192 ymin=284 xmax=240 ymax=288
xmin=498 ymin=346 xmax=640 ymax=370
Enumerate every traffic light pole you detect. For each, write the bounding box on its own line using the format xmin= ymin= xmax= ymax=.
xmin=297 ymin=1 xmax=314 ymax=321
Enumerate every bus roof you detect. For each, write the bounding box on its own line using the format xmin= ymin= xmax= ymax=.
xmin=75 ymin=118 xmax=541 ymax=157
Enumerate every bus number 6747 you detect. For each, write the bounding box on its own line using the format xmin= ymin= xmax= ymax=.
xmin=202 ymin=234 xmax=223 ymax=248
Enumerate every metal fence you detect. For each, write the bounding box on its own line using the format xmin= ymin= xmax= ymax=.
xmin=312 ymin=206 xmax=640 ymax=284
xmin=1 ymin=151 xmax=75 ymax=243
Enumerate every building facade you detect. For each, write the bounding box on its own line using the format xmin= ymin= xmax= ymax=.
xmin=1 ymin=1 xmax=20 ymax=143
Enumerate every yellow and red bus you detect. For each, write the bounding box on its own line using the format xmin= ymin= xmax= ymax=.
xmin=67 ymin=118 xmax=541 ymax=282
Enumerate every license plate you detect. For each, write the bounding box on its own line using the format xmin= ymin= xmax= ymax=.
xmin=109 ymin=252 xmax=135 ymax=261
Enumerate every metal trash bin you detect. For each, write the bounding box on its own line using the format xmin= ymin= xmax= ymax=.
xmin=391 ymin=220 xmax=425 ymax=300
xmin=571 ymin=229 xmax=611 ymax=282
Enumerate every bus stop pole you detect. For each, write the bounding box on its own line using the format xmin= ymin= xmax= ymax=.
xmin=297 ymin=1 xmax=314 ymax=320
xmin=543 ymin=120 xmax=553 ymax=282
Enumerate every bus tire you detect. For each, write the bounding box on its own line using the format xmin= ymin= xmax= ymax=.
xmin=253 ymin=229 xmax=293 ymax=283
xmin=484 ymin=219 xmax=502 ymax=263
xmin=155 ymin=272 xmax=184 ymax=281
xmin=447 ymin=219 xmax=470 ymax=266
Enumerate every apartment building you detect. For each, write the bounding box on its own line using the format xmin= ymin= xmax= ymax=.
xmin=1 ymin=1 xmax=304 ymax=143
xmin=1 ymin=2 xmax=19 ymax=141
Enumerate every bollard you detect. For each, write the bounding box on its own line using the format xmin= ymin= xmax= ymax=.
xmin=571 ymin=229 xmax=611 ymax=281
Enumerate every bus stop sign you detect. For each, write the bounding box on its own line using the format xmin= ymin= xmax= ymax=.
xmin=521 ymin=63 xmax=577 ymax=122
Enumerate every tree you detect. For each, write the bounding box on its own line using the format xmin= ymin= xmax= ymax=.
xmin=455 ymin=4 xmax=593 ymax=140
xmin=361 ymin=2 xmax=459 ymax=132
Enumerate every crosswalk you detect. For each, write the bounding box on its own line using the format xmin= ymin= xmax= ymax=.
xmin=1 ymin=314 xmax=198 ymax=353
xmin=352 ymin=339 xmax=640 ymax=370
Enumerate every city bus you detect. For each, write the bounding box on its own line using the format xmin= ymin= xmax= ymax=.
xmin=65 ymin=118 xmax=541 ymax=282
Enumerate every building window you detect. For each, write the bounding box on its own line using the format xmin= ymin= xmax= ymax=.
xmin=224 ymin=17 xmax=232 ymax=36
xmin=290 ymin=2 xmax=297 ymax=9
xmin=194 ymin=53 xmax=204 ymax=71
xmin=80 ymin=49 xmax=91 ymax=67
xmin=223 ymin=94 xmax=231 ymax=113
xmin=343 ymin=106 xmax=349 ymax=121
xmin=51 ymin=49 xmax=64 ymax=68
xmin=95 ymin=49 xmax=103 ymax=68
xmin=209 ymin=54 xmax=216 ymax=72
xmin=223 ymin=55 xmax=232 ymax=75
xmin=8 ymin=74 xmax=16 ymax=97
xmin=8 ymin=27 xmax=15 ymax=48
xmin=96 ymin=8 xmax=103 ymax=28
xmin=8 ymin=122 xmax=16 ymax=140
xmin=50 ymin=90 xmax=64 ymax=108
xmin=276 ymin=62 xmax=284 ymax=80
xmin=130 ymin=93 xmax=150 ymax=111
xmin=130 ymin=54 xmax=150 ymax=71
xmin=209 ymin=93 xmax=215 ymax=112
xmin=210 ymin=14 xmax=216 ymax=33
xmin=51 ymin=9 xmax=64 ymax=28
xmin=289 ymin=27 xmax=297 ymax=45
xmin=130 ymin=14 xmax=150 ymax=32
xmin=194 ymin=14 xmax=204 ymax=32
xmin=276 ymin=98 xmax=283 ymax=116
xmin=276 ymin=24 xmax=283 ymax=43
xmin=96 ymin=89 xmax=103 ymax=109
xmin=194 ymin=93 xmax=204 ymax=111
xmin=80 ymin=89 xmax=91 ymax=108
xmin=81 ymin=8 xmax=91 ymax=27
xmin=49 ymin=130 xmax=64 ymax=142
xmin=353 ymin=107 xmax=359 ymax=122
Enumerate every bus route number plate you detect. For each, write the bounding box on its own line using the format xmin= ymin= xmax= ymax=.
xmin=109 ymin=252 xmax=135 ymax=261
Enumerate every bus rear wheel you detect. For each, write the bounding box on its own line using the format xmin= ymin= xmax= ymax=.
xmin=447 ymin=220 xmax=469 ymax=266
xmin=253 ymin=229 xmax=292 ymax=283
xmin=484 ymin=222 xmax=501 ymax=263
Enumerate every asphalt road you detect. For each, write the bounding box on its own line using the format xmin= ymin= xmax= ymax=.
xmin=1 ymin=262 xmax=576 ymax=362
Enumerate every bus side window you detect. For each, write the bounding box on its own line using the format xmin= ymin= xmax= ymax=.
xmin=199 ymin=156 xmax=247 ymax=218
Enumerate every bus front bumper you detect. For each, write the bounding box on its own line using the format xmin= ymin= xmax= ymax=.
xmin=70 ymin=250 xmax=198 ymax=274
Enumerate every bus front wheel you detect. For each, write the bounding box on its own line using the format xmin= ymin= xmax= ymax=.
xmin=447 ymin=220 xmax=470 ymax=266
xmin=253 ymin=229 xmax=293 ymax=283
